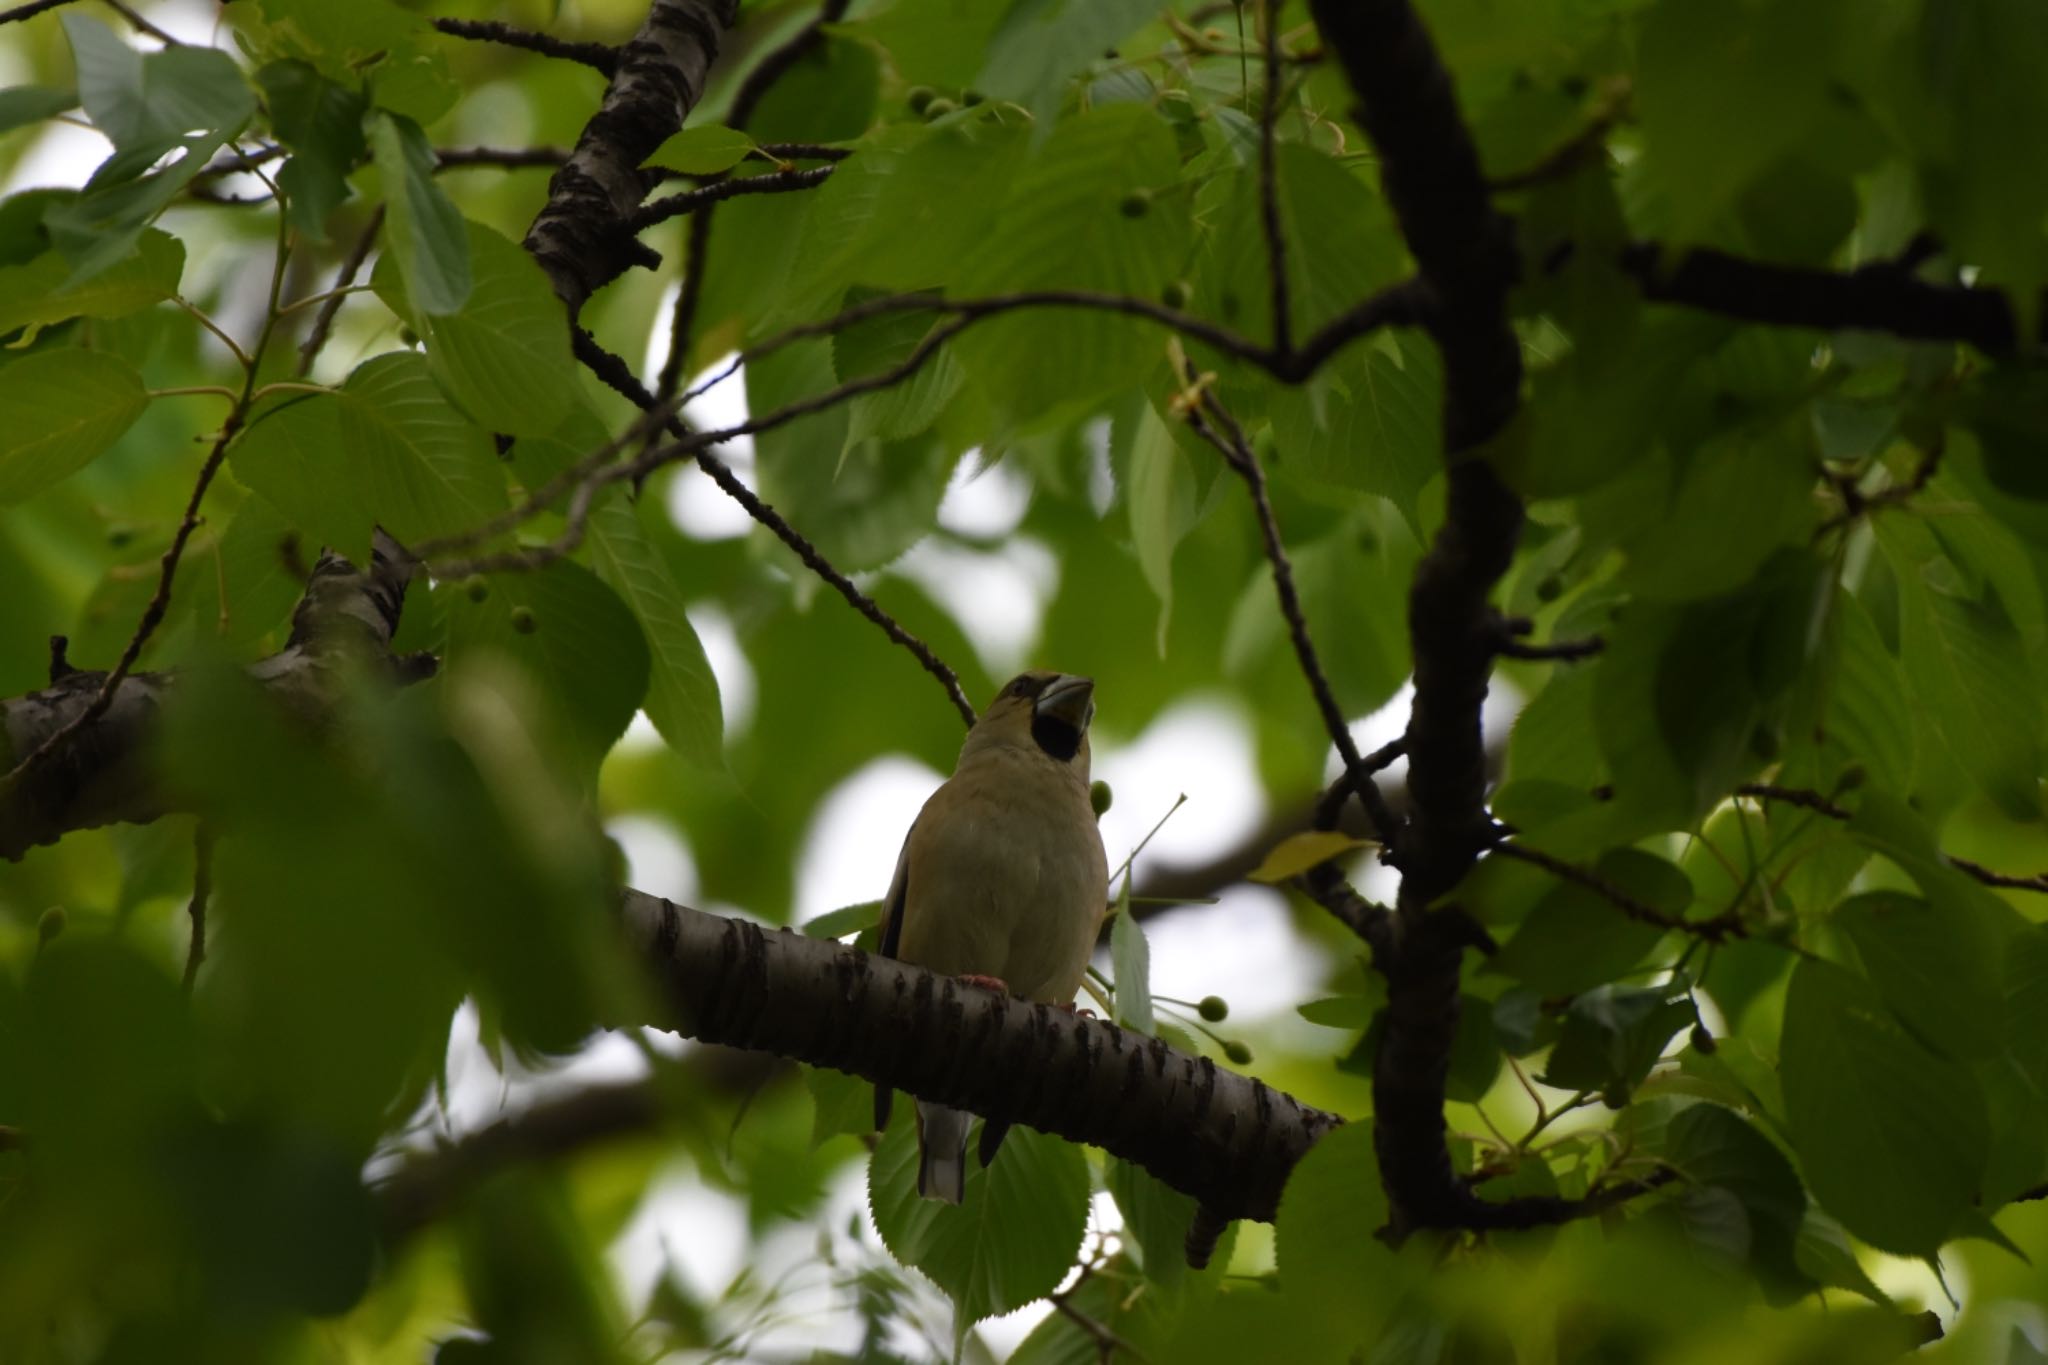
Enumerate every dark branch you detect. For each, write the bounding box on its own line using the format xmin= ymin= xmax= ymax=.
xmin=624 ymin=163 xmax=834 ymax=230
xmin=1737 ymin=783 xmax=2048 ymax=894
xmin=431 ymin=17 xmax=619 ymax=75
xmin=522 ymin=0 xmax=738 ymax=313
xmin=568 ymin=330 xmax=982 ymax=728
xmin=0 ymin=0 xmax=73 ymax=26
xmin=1619 ymin=241 xmax=2030 ymax=358
xmin=297 ymin=207 xmax=382 ymax=377
xmin=1493 ymin=842 xmax=1744 ymax=941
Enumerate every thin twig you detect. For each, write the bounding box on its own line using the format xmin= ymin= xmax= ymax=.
xmin=1494 ymin=842 xmax=1744 ymax=941
xmin=1257 ymin=0 xmax=1291 ymax=357
xmin=0 ymin=0 xmax=74 ymax=25
xmin=1048 ymin=1278 xmax=1151 ymax=1364
xmin=430 ymin=17 xmax=618 ymax=74
xmin=625 ymin=164 xmax=834 ymax=229
xmin=564 ymin=330 xmax=981 ymax=728
xmin=1733 ymin=782 xmax=1852 ymax=821
xmin=1177 ymin=374 xmax=1401 ymax=844
xmin=105 ymin=0 xmax=176 ymax=44
xmin=182 ymin=823 xmax=214 ymax=990
xmin=436 ymin=145 xmax=571 ymax=171
xmin=297 ymin=206 xmax=382 ymax=377
xmin=755 ymin=141 xmax=852 ymax=162
xmin=655 ymin=0 xmax=853 ymax=406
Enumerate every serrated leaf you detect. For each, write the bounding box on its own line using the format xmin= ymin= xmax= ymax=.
xmin=258 ymin=60 xmax=365 ymax=239
xmin=1486 ymin=847 xmax=1688 ymax=996
xmin=804 ymin=1064 xmax=873 ymax=1148
xmin=442 ymin=560 xmax=651 ymax=765
xmin=0 ymin=228 xmax=182 ymax=336
xmin=1540 ymin=984 xmax=1695 ymax=1095
xmin=1128 ymin=401 xmax=1196 ymax=653
xmin=644 ymin=124 xmax=755 ymax=175
xmin=972 ymin=0 xmax=1153 ymax=123
xmin=371 ymin=111 xmax=470 ymax=316
xmin=1782 ymin=957 xmax=1988 ymax=1256
xmin=64 ymin=14 xmax=253 ymax=153
xmin=0 ymin=348 xmax=147 ymax=502
xmin=1274 ymin=1123 xmax=1406 ymax=1349
xmin=1836 ymin=890 xmax=2002 ymax=1059
xmin=1792 ymin=1207 xmax=1891 ymax=1306
xmin=867 ymin=1114 xmax=1089 ymax=1326
xmin=230 ymin=352 xmax=504 ymax=560
xmin=1248 ymin=831 xmax=1369 ymax=884
xmin=1667 ymin=1103 xmax=1807 ymax=1290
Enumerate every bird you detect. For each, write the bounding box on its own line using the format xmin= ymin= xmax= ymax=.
xmin=872 ymin=670 xmax=1109 ymax=1203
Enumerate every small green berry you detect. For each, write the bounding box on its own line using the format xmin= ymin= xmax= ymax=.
xmin=509 ymin=605 xmax=538 ymax=635
xmin=1090 ymin=780 xmax=1114 ymax=817
xmin=1118 ymin=189 xmax=1152 ymax=219
xmin=905 ymin=85 xmax=936 ymax=114
xmin=1160 ymin=279 xmax=1192 ymax=310
xmin=921 ymin=97 xmax=958 ymax=121
xmin=1198 ymin=995 xmax=1229 ymax=1023
xmin=463 ymin=574 xmax=489 ymax=603
xmin=1600 ymin=1082 xmax=1629 ymax=1110
xmin=1689 ymin=1024 xmax=1716 ymax=1055
xmin=37 ymin=907 xmax=64 ymax=946
xmin=1224 ymin=1040 xmax=1253 ymax=1065
xmin=400 ymin=327 xmax=420 ymax=348
xmin=1534 ymin=574 xmax=1564 ymax=602
xmin=961 ymin=90 xmax=986 ymax=107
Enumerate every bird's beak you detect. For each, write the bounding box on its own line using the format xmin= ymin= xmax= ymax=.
xmin=1034 ymin=674 xmax=1095 ymax=732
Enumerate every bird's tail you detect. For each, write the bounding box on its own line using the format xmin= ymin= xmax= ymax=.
xmin=915 ymin=1101 xmax=970 ymax=1204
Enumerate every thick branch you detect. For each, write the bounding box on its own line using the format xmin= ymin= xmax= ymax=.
xmin=619 ymin=891 xmax=1341 ymax=1225
xmin=1309 ymin=0 xmax=1525 ymax=1238
xmin=1620 ymin=242 xmax=2028 ymax=358
xmin=523 ymin=0 xmax=738 ymax=313
xmin=0 ymin=532 xmax=428 ymax=860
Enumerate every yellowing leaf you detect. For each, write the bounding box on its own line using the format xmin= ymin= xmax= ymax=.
xmin=1248 ymin=830 xmax=1369 ymax=884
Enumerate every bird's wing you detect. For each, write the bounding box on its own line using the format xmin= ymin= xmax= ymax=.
xmin=878 ymin=816 xmax=914 ymax=962
xmin=873 ymin=817 xmax=915 ymax=1135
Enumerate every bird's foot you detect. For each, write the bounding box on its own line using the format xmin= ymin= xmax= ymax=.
xmin=1059 ymin=1002 xmax=1097 ymax=1019
xmin=956 ymin=973 xmax=1009 ymax=994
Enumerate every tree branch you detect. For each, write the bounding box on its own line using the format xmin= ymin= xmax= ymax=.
xmin=624 ymin=163 xmax=835 ymax=230
xmin=0 ymin=532 xmax=431 ymax=860
xmin=431 ymin=17 xmax=619 ymax=75
xmin=1309 ymin=0 xmax=1526 ymax=1239
xmin=1618 ymin=241 xmax=2030 ymax=358
xmin=522 ymin=0 xmax=738 ymax=314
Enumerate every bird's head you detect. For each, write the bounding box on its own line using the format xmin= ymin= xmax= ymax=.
xmin=963 ymin=670 xmax=1097 ymax=776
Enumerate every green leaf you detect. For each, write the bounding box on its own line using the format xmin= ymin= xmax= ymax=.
xmin=1666 ymin=1103 xmax=1807 ymax=1291
xmin=1274 ymin=1123 xmax=1406 ymax=1350
xmin=804 ymin=1064 xmax=873 ymax=1148
xmin=1110 ymin=886 xmax=1152 ymax=1033
xmin=1635 ymin=0 xmax=1850 ymax=234
xmin=1883 ymin=521 xmax=2043 ymax=819
xmin=644 ymin=124 xmax=756 ymax=175
xmin=1486 ymin=847 xmax=1688 ymax=996
xmin=1247 ymin=831 xmax=1369 ymax=884
xmin=1618 ymin=421 xmax=1819 ymax=601
xmin=1297 ymin=995 xmax=1374 ymax=1029
xmin=801 ymin=901 xmax=882 ymax=940
xmin=972 ymin=0 xmax=1154 ymax=123
xmin=1781 ymin=957 xmax=1988 ymax=1256
xmin=1108 ymin=1156 xmax=1199 ymax=1291
xmin=1128 ymin=401 xmax=1199 ymax=652
xmin=230 ymin=352 xmax=505 ymax=560
xmin=1792 ymin=1207 xmax=1891 ymax=1307
xmin=1267 ymin=335 xmax=1442 ymax=531
xmin=1799 ymin=591 xmax=1917 ymax=793
xmin=0 ymin=348 xmax=147 ymax=502
xmin=956 ymin=103 xmax=1188 ymax=428
xmin=378 ymin=221 xmax=578 ymax=438
xmin=585 ymin=492 xmax=724 ymax=769
xmin=371 ymin=111 xmax=471 ymax=316
xmin=1222 ymin=505 xmax=1420 ymax=720
xmin=0 ymin=85 xmax=78 ymax=135
xmin=831 ymin=296 xmax=964 ymax=447
xmin=442 ymin=560 xmax=651 ymax=765
xmin=257 ymin=60 xmax=365 ymax=239
xmin=64 ymin=14 xmax=254 ymax=152
xmin=751 ymin=356 xmax=958 ymax=572
xmin=1835 ymin=890 xmax=2003 ymax=1059
xmin=1540 ymin=984 xmax=1696 ymax=1096
xmin=0 ymin=228 xmax=182 ymax=337
xmin=867 ymin=1115 xmax=1090 ymax=1326
xmin=42 ymin=127 xmax=235 ymax=283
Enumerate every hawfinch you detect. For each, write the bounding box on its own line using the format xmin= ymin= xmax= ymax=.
xmin=873 ymin=671 xmax=1110 ymax=1203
